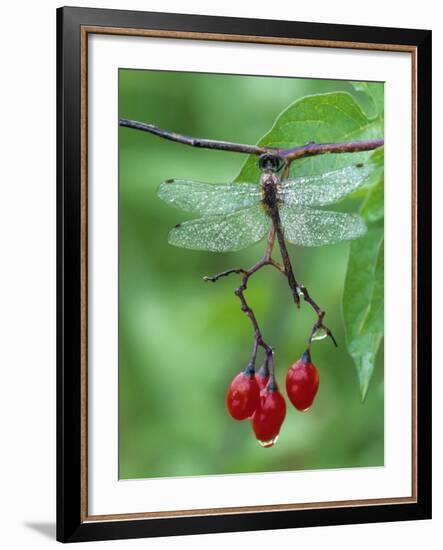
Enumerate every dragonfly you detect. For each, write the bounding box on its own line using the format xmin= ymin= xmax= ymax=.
xmin=157 ymin=153 xmax=371 ymax=252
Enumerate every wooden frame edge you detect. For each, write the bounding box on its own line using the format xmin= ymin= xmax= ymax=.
xmin=74 ymin=21 xmax=425 ymax=531
xmin=84 ymin=496 xmax=416 ymax=523
xmin=80 ymin=24 xmax=89 ymax=524
xmin=82 ymin=25 xmax=417 ymax=52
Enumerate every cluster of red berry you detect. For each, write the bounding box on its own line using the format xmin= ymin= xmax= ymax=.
xmin=226 ymin=349 xmax=319 ymax=447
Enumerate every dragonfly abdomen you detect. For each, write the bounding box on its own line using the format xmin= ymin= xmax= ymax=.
xmin=261 ymin=173 xmax=281 ymax=217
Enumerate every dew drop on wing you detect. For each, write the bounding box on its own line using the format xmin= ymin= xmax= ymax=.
xmin=157 ymin=179 xmax=262 ymax=216
xmin=280 ymin=204 xmax=367 ymax=247
xmin=168 ymin=204 xmax=270 ymax=252
xmin=279 ymin=164 xmax=373 ymax=208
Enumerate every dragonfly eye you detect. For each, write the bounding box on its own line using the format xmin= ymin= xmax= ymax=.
xmin=258 ymin=154 xmax=283 ymax=173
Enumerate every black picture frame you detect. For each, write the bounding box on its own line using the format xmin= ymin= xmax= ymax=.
xmin=57 ymin=6 xmax=432 ymax=543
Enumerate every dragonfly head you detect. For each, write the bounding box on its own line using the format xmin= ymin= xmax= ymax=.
xmin=258 ymin=154 xmax=283 ymax=174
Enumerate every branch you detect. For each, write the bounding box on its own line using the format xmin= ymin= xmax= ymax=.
xmin=119 ymin=119 xmax=268 ymax=156
xmin=279 ymin=139 xmax=384 ymax=162
xmin=119 ymin=119 xmax=384 ymax=160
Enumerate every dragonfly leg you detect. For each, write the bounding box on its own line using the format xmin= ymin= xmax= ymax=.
xmin=281 ymin=159 xmax=291 ymax=181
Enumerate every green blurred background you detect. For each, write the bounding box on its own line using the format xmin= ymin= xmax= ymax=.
xmin=118 ymin=70 xmax=384 ymax=479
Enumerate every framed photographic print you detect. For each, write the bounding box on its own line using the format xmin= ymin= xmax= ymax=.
xmin=57 ymin=6 xmax=432 ymax=543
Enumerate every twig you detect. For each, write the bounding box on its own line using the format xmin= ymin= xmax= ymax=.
xmin=203 ymin=268 xmax=247 ymax=282
xmin=270 ymin=208 xmax=338 ymax=348
xmin=120 ymin=119 xmax=267 ymax=156
xmin=206 ymin=257 xmax=276 ymax=360
xmin=234 ymin=264 xmax=273 ymax=360
xmin=298 ymin=285 xmax=338 ymax=348
xmin=119 ymin=119 xmax=384 ymax=162
xmin=280 ymin=139 xmax=384 ymax=162
xmin=204 ymin=225 xmax=282 ymax=371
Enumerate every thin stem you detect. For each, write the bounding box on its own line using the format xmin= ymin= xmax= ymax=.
xmin=300 ymin=285 xmax=338 ymax=348
xmin=203 ymin=268 xmax=247 ymax=282
xmin=119 ymin=119 xmax=384 ymax=161
xmin=234 ymin=269 xmax=273 ymax=357
xmin=204 ymin=243 xmax=281 ymax=361
xmin=258 ymin=353 xmax=271 ymax=378
xmin=266 ymin=350 xmax=276 ymax=387
xmin=249 ymin=333 xmax=260 ymax=368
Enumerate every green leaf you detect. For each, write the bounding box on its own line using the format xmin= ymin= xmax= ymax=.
xmin=235 ymin=92 xmax=383 ymax=184
xmin=361 ymin=240 xmax=384 ymax=334
xmin=346 ymin=147 xmax=384 ymax=200
xmin=369 ymin=146 xmax=385 ymax=168
xmin=343 ymin=143 xmax=383 ymax=399
xmin=343 ymin=227 xmax=384 ymax=401
xmin=352 ymin=82 xmax=384 ymax=118
xmin=360 ymin=175 xmax=384 ymax=222
xmin=353 ymin=146 xmax=384 ymax=219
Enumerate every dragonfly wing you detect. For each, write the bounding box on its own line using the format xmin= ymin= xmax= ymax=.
xmin=280 ymin=204 xmax=367 ymax=247
xmin=158 ymin=179 xmax=261 ymax=215
xmin=279 ymin=164 xmax=372 ymax=206
xmin=168 ymin=204 xmax=270 ymax=252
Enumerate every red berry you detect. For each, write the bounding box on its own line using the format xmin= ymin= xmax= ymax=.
xmin=252 ymin=380 xmax=286 ymax=447
xmin=285 ymin=349 xmax=319 ymax=412
xmin=256 ymin=362 xmax=270 ymax=390
xmin=226 ymin=364 xmax=260 ymax=420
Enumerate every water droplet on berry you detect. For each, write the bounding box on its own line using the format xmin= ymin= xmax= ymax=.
xmin=257 ymin=434 xmax=279 ymax=448
xmin=311 ymin=327 xmax=328 ymax=341
xmin=252 ymin=385 xmax=286 ymax=445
